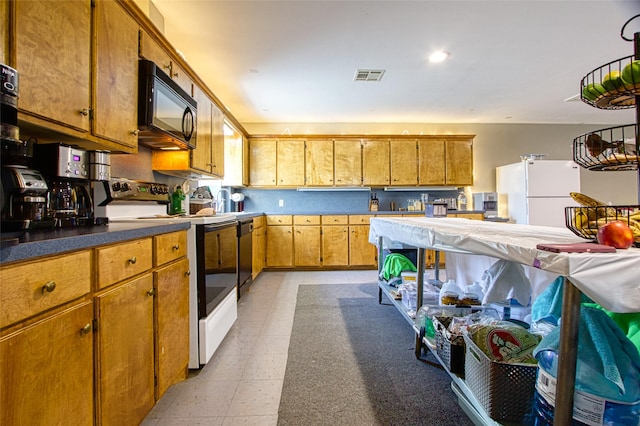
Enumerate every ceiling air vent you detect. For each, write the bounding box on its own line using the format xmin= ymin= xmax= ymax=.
xmin=354 ymin=69 xmax=385 ymax=82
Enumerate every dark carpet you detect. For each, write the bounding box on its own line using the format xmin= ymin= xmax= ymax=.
xmin=278 ymin=283 xmax=475 ymax=426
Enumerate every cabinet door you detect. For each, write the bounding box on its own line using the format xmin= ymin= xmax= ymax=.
xmin=249 ymin=139 xmax=277 ymax=186
xmin=418 ymin=139 xmax=446 ymax=185
xmin=0 ymin=1 xmax=7 ymax=64
xmin=15 ymin=0 xmax=91 ymax=132
xmin=252 ymin=222 xmax=266 ymax=279
xmin=446 ymin=139 xmax=474 ymax=186
xmin=93 ymin=0 xmax=138 ymax=148
xmin=390 ymin=139 xmax=418 ymax=186
xmin=96 ymin=274 xmax=155 ymax=426
xmin=0 ymin=302 xmax=94 ymax=426
xmin=277 ymin=139 xmax=305 ymax=186
xmin=334 ymin=139 xmax=362 ymax=186
xmin=305 ymin=139 xmax=334 ymax=186
xmin=322 ymin=225 xmax=349 ymax=266
xmin=210 ymin=104 xmax=225 ymax=177
xmin=155 ymin=258 xmax=190 ymax=400
xmin=294 ymin=225 xmax=321 ymax=266
xmin=349 ymin=225 xmax=377 ymax=267
xmin=139 ymin=30 xmax=192 ymax=94
xmin=362 ymin=139 xmax=390 ymax=186
xmin=266 ymin=226 xmax=293 ymax=267
xmin=223 ymin=130 xmax=248 ymax=187
xmin=192 ymin=85 xmax=213 ymax=174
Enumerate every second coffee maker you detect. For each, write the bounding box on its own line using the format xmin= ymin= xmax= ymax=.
xmin=34 ymin=143 xmax=94 ymax=226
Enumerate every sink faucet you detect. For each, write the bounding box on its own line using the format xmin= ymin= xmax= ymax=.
xmin=216 ymin=188 xmax=231 ymax=213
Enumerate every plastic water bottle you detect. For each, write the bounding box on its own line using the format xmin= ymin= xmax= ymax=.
xmin=457 ymin=191 xmax=467 ymax=211
xmin=532 ymin=349 xmax=640 ymax=425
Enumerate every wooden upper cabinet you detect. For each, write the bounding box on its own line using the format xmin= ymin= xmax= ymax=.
xmin=390 ymin=139 xmax=418 ymax=186
xmin=250 ymin=139 xmax=277 ymax=186
xmin=139 ymin=30 xmax=192 ymax=94
xmin=334 ymin=139 xmax=362 ymax=186
xmin=305 ymin=139 xmax=334 ymax=186
xmin=0 ymin=1 xmax=7 ymax=64
xmin=93 ymin=0 xmax=139 ymax=148
xmin=15 ymin=0 xmax=91 ymax=132
xmin=362 ymin=139 xmax=390 ymax=186
xmin=418 ymin=139 xmax=446 ymax=185
xmin=211 ymin=103 xmax=225 ymax=177
xmin=222 ymin=127 xmax=249 ymax=187
xmin=446 ymin=138 xmax=474 ymax=186
xmin=277 ymin=139 xmax=305 ymax=186
xmin=191 ymin=85 xmax=213 ymax=173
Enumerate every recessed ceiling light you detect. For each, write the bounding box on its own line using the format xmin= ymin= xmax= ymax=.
xmin=429 ymin=51 xmax=449 ymax=63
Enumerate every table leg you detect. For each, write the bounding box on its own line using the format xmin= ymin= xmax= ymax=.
xmin=553 ymin=278 xmax=581 ymax=425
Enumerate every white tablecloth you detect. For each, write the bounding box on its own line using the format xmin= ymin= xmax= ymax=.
xmin=369 ymin=217 xmax=640 ymax=313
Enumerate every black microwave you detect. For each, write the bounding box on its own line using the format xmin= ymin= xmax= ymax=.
xmin=138 ymin=59 xmax=197 ymax=150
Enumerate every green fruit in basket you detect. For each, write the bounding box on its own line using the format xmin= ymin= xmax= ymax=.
xmin=582 ymin=83 xmax=606 ymax=101
xmin=621 ymin=60 xmax=640 ymax=85
xmin=602 ymin=71 xmax=624 ymax=92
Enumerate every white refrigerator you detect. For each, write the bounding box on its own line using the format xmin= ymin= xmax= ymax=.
xmin=496 ymin=160 xmax=581 ymax=227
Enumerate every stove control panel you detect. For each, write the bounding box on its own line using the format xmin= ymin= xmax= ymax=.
xmin=95 ymin=178 xmax=170 ymax=205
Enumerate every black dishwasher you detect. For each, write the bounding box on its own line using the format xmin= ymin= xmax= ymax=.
xmin=237 ymin=219 xmax=253 ymax=298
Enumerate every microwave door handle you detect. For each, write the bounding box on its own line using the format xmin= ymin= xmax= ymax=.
xmin=182 ymin=107 xmax=195 ymax=142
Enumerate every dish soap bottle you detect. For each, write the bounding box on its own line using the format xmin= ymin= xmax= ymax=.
xmin=457 ymin=190 xmax=468 ymax=211
xmin=170 ymin=185 xmax=186 ymax=215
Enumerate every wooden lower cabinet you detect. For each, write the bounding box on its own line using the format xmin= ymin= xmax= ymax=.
xmin=294 ymin=225 xmax=321 ymax=266
xmin=266 ymin=225 xmax=293 ymax=267
xmin=155 ymin=257 xmax=190 ymax=400
xmin=321 ymin=224 xmax=349 ymax=266
xmin=96 ymin=274 xmax=155 ymax=426
xmin=349 ymin=224 xmax=377 ymax=267
xmin=252 ymin=216 xmax=266 ymax=279
xmin=0 ymin=302 xmax=94 ymax=426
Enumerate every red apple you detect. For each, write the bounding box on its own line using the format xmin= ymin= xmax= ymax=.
xmin=596 ymin=221 xmax=634 ymax=249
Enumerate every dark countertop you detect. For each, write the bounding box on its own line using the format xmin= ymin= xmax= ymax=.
xmin=1 ymin=221 xmax=191 ymax=265
xmin=259 ymin=210 xmax=486 ymax=215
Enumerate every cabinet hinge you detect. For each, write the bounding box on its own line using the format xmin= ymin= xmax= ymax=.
xmin=92 ymin=318 xmax=99 ymax=332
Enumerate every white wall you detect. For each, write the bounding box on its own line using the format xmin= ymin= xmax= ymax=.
xmin=244 ymin=122 xmax=639 ymax=205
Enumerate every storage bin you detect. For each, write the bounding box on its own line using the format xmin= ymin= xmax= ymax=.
xmin=463 ymin=334 xmax=537 ymax=423
xmin=433 ymin=317 xmax=465 ymax=376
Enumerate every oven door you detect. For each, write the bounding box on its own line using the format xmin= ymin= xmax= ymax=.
xmin=196 ymin=222 xmax=238 ymax=319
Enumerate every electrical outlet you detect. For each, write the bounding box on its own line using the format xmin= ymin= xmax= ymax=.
xmin=279 ymin=199 xmax=284 ymax=207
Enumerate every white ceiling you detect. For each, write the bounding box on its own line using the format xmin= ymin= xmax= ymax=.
xmin=152 ymin=0 xmax=640 ymax=126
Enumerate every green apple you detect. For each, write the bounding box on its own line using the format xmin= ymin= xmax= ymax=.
xmin=581 ymin=83 xmax=606 ymax=101
xmin=602 ymin=71 xmax=624 ymax=92
xmin=621 ymin=60 xmax=640 ymax=86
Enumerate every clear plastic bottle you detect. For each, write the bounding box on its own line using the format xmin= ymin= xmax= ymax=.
xmin=457 ymin=191 xmax=468 ymax=211
xmin=533 ymin=348 xmax=640 ymax=425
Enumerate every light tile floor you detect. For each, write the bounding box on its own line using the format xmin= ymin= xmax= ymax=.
xmin=141 ymin=269 xmax=379 ymax=426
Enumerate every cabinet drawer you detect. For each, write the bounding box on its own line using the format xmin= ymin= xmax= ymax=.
xmin=348 ymin=215 xmax=373 ymax=224
xmin=0 ymin=251 xmax=92 ymax=328
xmin=322 ymin=215 xmax=348 ymax=225
xmin=266 ymin=215 xmax=293 ymax=225
xmin=96 ymin=238 xmax=153 ymax=289
xmin=293 ymin=215 xmax=320 ymax=225
xmin=154 ymin=231 xmax=188 ymax=266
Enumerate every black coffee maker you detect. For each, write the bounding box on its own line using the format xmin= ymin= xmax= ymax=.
xmin=34 ymin=143 xmax=96 ymax=227
xmin=1 ymin=63 xmax=54 ymax=230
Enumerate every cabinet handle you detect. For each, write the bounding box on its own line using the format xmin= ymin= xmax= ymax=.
xmin=80 ymin=323 xmax=92 ymax=335
xmin=41 ymin=281 xmax=56 ymax=294
xmin=79 ymin=108 xmax=90 ymax=116
xmin=173 ymin=244 xmax=180 ymax=250
xmin=128 ymin=256 xmax=137 ymax=264
xmin=185 ymin=270 xmax=191 ymax=276
xmin=146 ymin=288 xmax=156 ymax=297
xmin=131 ymin=129 xmax=139 ymax=136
